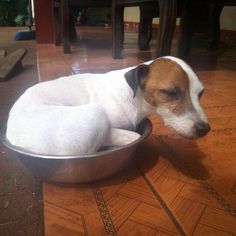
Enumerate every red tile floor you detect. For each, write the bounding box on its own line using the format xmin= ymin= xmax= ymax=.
xmin=1 ymin=26 xmax=236 ymax=235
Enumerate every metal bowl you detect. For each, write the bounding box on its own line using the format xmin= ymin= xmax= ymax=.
xmin=1 ymin=119 xmax=152 ymax=183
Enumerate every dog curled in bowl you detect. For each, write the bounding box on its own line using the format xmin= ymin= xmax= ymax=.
xmin=6 ymin=56 xmax=210 ymax=156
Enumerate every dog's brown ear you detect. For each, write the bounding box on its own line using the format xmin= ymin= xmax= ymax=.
xmin=124 ymin=64 xmax=149 ymax=97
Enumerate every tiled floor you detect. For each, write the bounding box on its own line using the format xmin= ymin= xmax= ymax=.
xmin=1 ymin=26 xmax=236 ymax=235
xmin=37 ymin=27 xmax=236 ymax=235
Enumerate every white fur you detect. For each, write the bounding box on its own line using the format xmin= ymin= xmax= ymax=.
xmin=156 ymin=106 xmax=200 ymax=138
xmin=6 ymin=56 xmax=208 ymax=155
xmin=6 ymin=66 xmax=150 ymax=155
xmin=104 ymin=128 xmax=141 ymax=146
xmin=157 ymin=56 xmax=208 ymax=137
xmin=164 ymin=56 xmax=207 ymax=121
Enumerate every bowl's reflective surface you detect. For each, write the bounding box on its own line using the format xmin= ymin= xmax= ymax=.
xmin=1 ymin=119 xmax=152 ymax=183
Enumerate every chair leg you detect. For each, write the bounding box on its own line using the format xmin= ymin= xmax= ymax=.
xmin=138 ymin=5 xmax=155 ymax=50
xmin=69 ymin=13 xmax=77 ymax=41
xmin=53 ymin=4 xmax=61 ymax=46
xmin=61 ymin=0 xmax=70 ymax=53
xmin=156 ymin=0 xmax=177 ymax=57
xmin=178 ymin=2 xmax=198 ymax=57
xmin=208 ymin=4 xmax=223 ymax=50
xmin=112 ymin=2 xmax=124 ymax=59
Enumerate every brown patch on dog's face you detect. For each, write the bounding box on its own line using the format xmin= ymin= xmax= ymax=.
xmin=125 ymin=57 xmax=210 ymax=138
xmin=141 ymin=59 xmax=195 ymax=115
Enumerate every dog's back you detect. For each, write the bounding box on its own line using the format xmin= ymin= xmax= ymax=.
xmin=6 ymin=71 xmax=140 ymax=155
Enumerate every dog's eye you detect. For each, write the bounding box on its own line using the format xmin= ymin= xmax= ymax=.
xmin=160 ymin=88 xmax=180 ymax=100
xmin=198 ymin=89 xmax=205 ymax=99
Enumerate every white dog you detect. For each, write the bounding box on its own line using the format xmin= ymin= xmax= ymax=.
xmin=6 ymin=56 xmax=210 ymax=155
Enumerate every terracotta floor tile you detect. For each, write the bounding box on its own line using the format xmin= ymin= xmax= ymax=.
xmin=98 ymin=169 xmax=130 ymax=202
xmin=204 ymin=105 xmax=236 ymax=118
xmin=117 ymin=219 xmax=157 ymax=236
xmin=134 ymin=135 xmax=172 ymax=185
xmin=130 ymin=203 xmax=179 ymax=235
xmin=201 ymin=90 xmax=236 ymax=107
xmin=209 ymin=116 xmax=236 ymax=131
xmin=43 ymin=183 xmax=107 ymax=235
xmin=193 ymin=224 xmax=233 ymax=236
xmin=150 ymin=176 xmax=185 ymax=205
xmin=141 ymin=157 xmax=170 ymax=184
xmin=200 ymin=207 xmax=236 ymax=234
xmin=155 ymin=129 xmax=236 ymax=212
xmin=157 ymin=232 xmax=177 ymax=236
xmin=117 ymin=177 xmax=159 ymax=207
xmin=37 ymin=44 xmax=71 ymax=81
xmin=162 ymin=166 xmax=199 ymax=185
xmin=178 ymin=184 xmax=223 ymax=210
xmin=107 ymin=194 xmax=140 ymax=231
xmin=170 ymin=197 xmax=206 ymax=235
xmin=44 ymin=201 xmax=86 ymax=236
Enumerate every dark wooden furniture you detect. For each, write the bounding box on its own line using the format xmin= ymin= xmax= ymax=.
xmin=112 ymin=0 xmax=179 ymax=58
xmin=56 ymin=0 xmax=179 ymax=58
xmin=178 ymin=0 xmax=236 ymax=56
xmin=59 ymin=0 xmax=111 ymax=53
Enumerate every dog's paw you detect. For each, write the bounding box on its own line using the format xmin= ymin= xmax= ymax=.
xmin=104 ymin=128 xmax=141 ymax=147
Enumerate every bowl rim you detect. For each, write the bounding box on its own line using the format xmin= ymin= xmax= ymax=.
xmin=1 ymin=118 xmax=152 ymax=160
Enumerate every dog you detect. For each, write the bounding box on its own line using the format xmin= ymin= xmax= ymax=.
xmin=6 ymin=56 xmax=210 ymax=155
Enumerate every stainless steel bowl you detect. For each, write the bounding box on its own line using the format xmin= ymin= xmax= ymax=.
xmin=1 ymin=119 xmax=152 ymax=183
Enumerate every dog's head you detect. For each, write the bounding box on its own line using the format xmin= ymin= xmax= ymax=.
xmin=125 ymin=56 xmax=210 ymax=139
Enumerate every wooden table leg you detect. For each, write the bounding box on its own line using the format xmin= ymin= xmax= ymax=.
xmin=138 ymin=4 xmax=156 ymax=51
xmin=178 ymin=2 xmax=196 ymax=57
xmin=208 ymin=4 xmax=223 ymax=50
xmin=61 ymin=0 xmax=70 ymax=53
xmin=53 ymin=1 xmax=61 ymax=46
xmin=156 ymin=0 xmax=177 ymax=57
xmin=112 ymin=1 xmax=124 ymax=59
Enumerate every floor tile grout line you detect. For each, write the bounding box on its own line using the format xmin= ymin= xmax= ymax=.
xmin=168 ymin=183 xmax=187 ymax=208
xmin=116 ymin=202 xmax=141 ymax=232
xmin=151 ymin=165 xmax=170 ymax=184
xmin=128 ymin=218 xmax=159 ymax=232
xmin=44 ymin=200 xmax=84 ymax=218
xmin=80 ymin=214 xmax=89 ymax=236
xmin=171 ymin=194 xmax=224 ymax=211
xmin=44 ymin=207 xmax=83 ymax=222
xmin=130 ymin=218 xmax=177 ymax=236
xmin=138 ymin=168 xmax=187 ymax=236
xmin=191 ymin=205 xmax=207 ymax=236
xmin=136 ymin=160 xmax=187 ymax=236
xmin=199 ymin=222 xmax=236 ymax=235
xmin=100 ymin=180 xmax=128 ymax=202
xmin=118 ymin=192 xmax=160 ymax=208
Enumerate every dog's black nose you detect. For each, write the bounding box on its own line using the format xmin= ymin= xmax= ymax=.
xmin=194 ymin=122 xmax=211 ymax=137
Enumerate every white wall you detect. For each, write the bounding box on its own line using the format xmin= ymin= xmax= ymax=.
xmin=124 ymin=7 xmax=160 ymax=24
xmin=124 ymin=6 xmax=236 ymax=31
xmin=220 ymin=7 xmax=236 ymax=31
